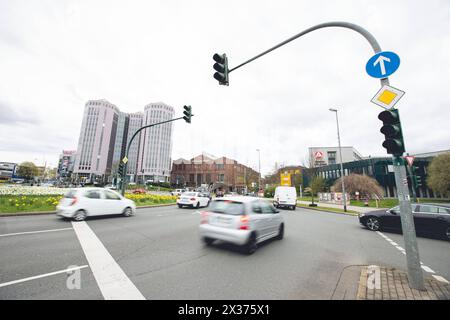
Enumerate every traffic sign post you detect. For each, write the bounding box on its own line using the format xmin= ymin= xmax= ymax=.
xmin=214 ymin=21 xmax=424 ymax=290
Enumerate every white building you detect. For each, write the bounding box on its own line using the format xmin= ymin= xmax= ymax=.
xmin=137 ymin=102 xmax=175 ymax=183
xmin=309 ymin=146 xmax=363 ymax=168
xmin=73 ymin=99 xmax=119 ymax=183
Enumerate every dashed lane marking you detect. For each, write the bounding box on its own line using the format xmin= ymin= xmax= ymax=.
xmin=375 ymin=231 xmax=448 ymax=282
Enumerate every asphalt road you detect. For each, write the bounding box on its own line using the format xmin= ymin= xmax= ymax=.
xmin=0 ymin=205 xmax=448 ymax=300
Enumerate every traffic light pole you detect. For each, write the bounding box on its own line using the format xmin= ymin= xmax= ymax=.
xmin=224 ymin=21 xmax=424 ymax=290
xmin=120 ymin=116 xmax=187 ymax=196
xmin=406 ymin=163 xmax=418 ymax=203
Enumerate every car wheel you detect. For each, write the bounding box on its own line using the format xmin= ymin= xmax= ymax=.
xmin=196 ymin=202 xmax=200 ymax=209
xmin=123 ymin=207 xmax=133 ymax=217
xmin=445 ymin=226 xmax=450 ymax=241
xmin=73 ymin=210 xmax=87 ymax=221
xmin=276 ymin=224 xmax=284 ymax=240
xmin=206 ymin=200 xmax=210 ymax=207
xmin=203 ymin=237 xmax=214 ymax=246
xmin=244 ymin=233 xmax=257 ymax=255
xmin=292 ymin=205 xmax=296 ymax=210
xmin=178 ymin=204 xmax=183 ymax=208
xmin=365 ymin=217 xmax=381 ymax=231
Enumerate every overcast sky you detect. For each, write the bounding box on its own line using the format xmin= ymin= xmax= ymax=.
xmin=1 ymin=0 xmax=449 ymax=175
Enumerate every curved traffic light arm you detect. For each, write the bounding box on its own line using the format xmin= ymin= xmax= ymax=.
xmin=120 ymin=115 xmax=190 ymax=196
xmin=228 ymin=21 xmax=389 ymax=88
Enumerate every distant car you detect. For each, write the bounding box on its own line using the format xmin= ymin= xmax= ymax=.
xmin=171 ymin=189 xmax=186 ymax=196
xmin=56 ymin=188 xmax=136 ymax=221
xmin=199 ymin=192 xmax=212 ymax=200
xmin=199 ymin=197 xmax=284 ymax=254
xmin=215 ymin=190 xmax=224 ymax=197
xmin=224 ymin=192 xmax=239 ymax=197
xmin=177 ymin=192 xmax=210 ymax=208
xmin=132 ymin=188 xmax=147 ymax=194
xmin=273 ymin=186 xmax=297 ymax=210
xmin=358 ymin=203 xmax=450 ymax=241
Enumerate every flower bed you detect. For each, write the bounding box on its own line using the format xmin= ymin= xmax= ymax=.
xmin=125 ymin=193 xmax=177 ymax=205
xmin=0 ymin=186 xmax=67 ymax=196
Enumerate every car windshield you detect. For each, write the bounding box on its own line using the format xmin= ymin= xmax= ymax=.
xmin=64 ymin=190 xmax=77 ymax=198
xmin=184 ymin=192 xmax=197 ymax=197
xmin=210 ymin=200 xmax=245 ymax=215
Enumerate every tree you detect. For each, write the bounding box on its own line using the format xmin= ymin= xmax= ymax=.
xmin=309 ymin=175 xmax=325 ymax=205
xmin=332 ymin=173 xmax=383 ymax=199
xmin=427 ymin=153 xmax=450 ymax=197
xmin=17 ymin=162 xmax=39 ymax=182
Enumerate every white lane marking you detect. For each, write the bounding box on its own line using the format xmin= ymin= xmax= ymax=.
xmin=0 ymin=265 xmax=88 ymax=288
xmin=71 ymin=221 xmax=145 ymax=300
xmin=375 ymin=231 xmax=440 ymax=275
xmin=432 ymin=275 xmax=449 ymax=284
xmin=0 ymin=227 xmax=73 ymax=237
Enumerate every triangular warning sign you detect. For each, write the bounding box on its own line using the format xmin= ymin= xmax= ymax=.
xmin=405 ymin=156 xmax=415 ymax=167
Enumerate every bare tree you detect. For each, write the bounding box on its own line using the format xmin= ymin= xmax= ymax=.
xmin=332 ymin=174 xmax=383 ymax=199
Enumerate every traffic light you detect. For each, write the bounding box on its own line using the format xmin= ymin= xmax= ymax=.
xmin=378 ymin=108 xmax=405 ymax=156
xmin=183 ymin=105 xmax=192 ymax=123
xmin=415 ymin=175 xmax=422 ymax=187
xmin=213 ymin=53 xmax=229 ymax=85
xmin=118 ymin=163 xmax=124 ymax=177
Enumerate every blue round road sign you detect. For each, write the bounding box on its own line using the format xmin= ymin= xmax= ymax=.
xmin=366 ymin=51 xmax=400 ymax=79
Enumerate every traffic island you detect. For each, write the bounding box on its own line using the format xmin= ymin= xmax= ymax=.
xmin=357 ymin=265 xmax=450 ymax=300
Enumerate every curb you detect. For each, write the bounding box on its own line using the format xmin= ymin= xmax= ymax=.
xmin=0 ymin=203 xmax=177 ymax=217
xmin=296 ymin=203 xmax=359 ymax=216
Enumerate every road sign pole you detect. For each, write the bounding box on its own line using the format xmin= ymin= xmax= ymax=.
xmin=393 ymin=156 xmax=425 ymax=290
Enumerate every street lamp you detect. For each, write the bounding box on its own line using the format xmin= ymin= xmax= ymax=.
xmin=329 ymin=108 xmax=347 ymax=212
xmin=256 ymin=149 xmax=261 ymax=192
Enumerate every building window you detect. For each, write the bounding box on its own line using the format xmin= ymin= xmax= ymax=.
xmin=327 ymin=151 xmax=336 ymax=165
xmin=218 ymin=174 xmax=224 ymax=183
xmin=216 ymin=164 xmax=224 ymax=170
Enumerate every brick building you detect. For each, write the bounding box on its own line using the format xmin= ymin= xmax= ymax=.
xmin=170 ymin=153 xmax=260 ymax=193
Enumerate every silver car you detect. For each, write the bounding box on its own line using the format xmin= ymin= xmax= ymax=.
xmin=199 ymin=197 xmax=284 ymax=254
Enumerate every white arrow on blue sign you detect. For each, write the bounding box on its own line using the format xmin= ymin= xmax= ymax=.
xmin=366 ymin=51 xmax=400 ymax=79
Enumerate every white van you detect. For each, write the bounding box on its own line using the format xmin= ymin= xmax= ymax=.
xmin=273 ymin=186 xmax=297 ymax=210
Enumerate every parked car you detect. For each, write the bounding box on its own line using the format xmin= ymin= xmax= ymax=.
xmin=171 ymin=189 xmax=186 ymax=196
xmin=199 ymin=197 xmax=284 ymax=254
xmin=273 ymin=186 xmax=297 ymax=210
xmin=177 ymin=192 xmax=210 ymax=208
xmin=132 ymin=188 xmax=147 ymax=194
xmin=56 ymin=188 xmax=136 ymax=221
xmin=358 ymin=203 xmax=450 ymax=240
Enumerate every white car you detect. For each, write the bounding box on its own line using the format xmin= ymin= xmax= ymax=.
xmin=273 ymin=186 xmax=297 ymax=210
xmin=177 ymin=192 xmax=210 ymax=208
xmin=56 ymin=188 xmax=136 ymax=221
xmin=199 ymin=197 xmax=284 ymax=254
xmin=171 ymin=189 xmax=186 ymax=196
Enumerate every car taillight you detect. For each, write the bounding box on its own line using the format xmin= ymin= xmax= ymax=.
xmin=69 ymin=196 xmax=78 ymax=206
xmin=239 ymin=215 xmax=249 ymax=230
xmin=200 ymin=211 xmax=210 ymax=224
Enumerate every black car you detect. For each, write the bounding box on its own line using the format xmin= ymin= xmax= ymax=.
xmin=358 ymin=203 xmax=450 ymax=240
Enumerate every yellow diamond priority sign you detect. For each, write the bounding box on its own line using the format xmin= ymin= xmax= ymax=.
xmin=122 ymin=156 xmax=128 ymax=164
xmin=371 ymin=85 xmax=405 ymax=109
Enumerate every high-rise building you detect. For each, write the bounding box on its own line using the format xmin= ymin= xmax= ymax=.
xmin=73 ymin=99 xmax=119 ymax=183
xmin=125 ymin=112 xmax=144 ymax=181
xmin=137 ymin=102 xmax=175 ymax=183
xmin=73 ymin=100 xmax=175 ymax=185
xmin=111 ymin=112 xmax=129 ymax=173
